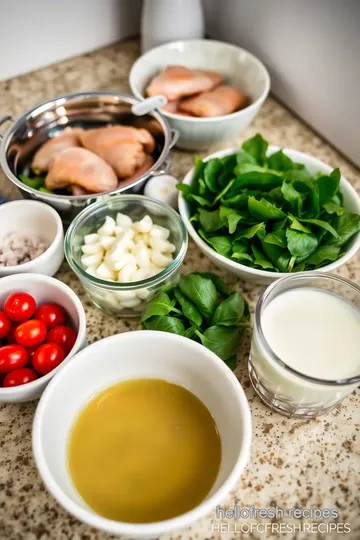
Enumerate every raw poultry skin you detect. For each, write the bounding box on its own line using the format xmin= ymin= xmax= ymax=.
xmin=31 ymin=127 xmax=83 ymax=173
xmin=79 ymin=126 xmax=156 ymax=178
xmin=45 ymin=147 xmax=118 ymax=193
xmin=119 ymin=155 xmax=155 ymax=187
xmin=179 ymin=85 xmax=248 ymax=118
xmin=146 ymin=65 xmax=223 ymax=101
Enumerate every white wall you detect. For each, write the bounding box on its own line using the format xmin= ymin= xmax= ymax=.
xmin=0 ymin=0 xmax=142 ymax=81
xmin=203 ymin=0 xmax=360 ymax=167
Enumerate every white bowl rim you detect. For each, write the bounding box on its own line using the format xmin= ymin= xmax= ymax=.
xmin=129 ymin=38 xmax=271 ymax=123
xmin=32 ymin=330 xmax=252 ymax=537
xmin=178 ymin=146 xmax=360 ymax=278
xmin=0 ymin=200 xmax=63 ymax=273
xmin=0 ymin=273 xmax=86 ymax=396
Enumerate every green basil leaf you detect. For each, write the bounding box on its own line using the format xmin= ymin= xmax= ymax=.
xmin=286 ymin=228 xmax=318 ymax=258
xmin=212 ymin=293 xmax=246 ymax=326
xmin=183 ymin=327 xmax=196 ymax=339
xmin=242 ymin=133 xmax=268 ymax=165
xmin=248 ymin=197 xmax=286 ymax=220
xmin=141 ymin=292 xmax=181 ymax=322
xmin=192 ymin=272 xmax=230 ymax=297
xmin=225 ymin=354 xmax=237 ymax=370
xmin=198 ymin=208 xmax=223 ymax=232
xmin=328 ymin=213 xmax=360 ymax=246
xmin=195 ymin=326 xmax=242 ymax=361
xmin=142 ymin=315 xmax=186 ymax=335
xmin=174 ymin=288 xmax=202 ymax=327
xmin=178 ymin=274 xmax=218 ymax=320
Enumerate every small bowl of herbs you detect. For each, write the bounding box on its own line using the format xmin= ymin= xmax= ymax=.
xmin=178 ymin=134 xmax=360 ymax=283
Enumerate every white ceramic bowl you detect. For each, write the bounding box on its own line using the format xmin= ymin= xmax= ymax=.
xmin=0 ymin=274 xmax=86 ymax=403
xmin=130 ymin=39 xmax=270 ymax=150
xmin=0 ymin=200 xmax=64 ymax=277
xmin=33 ymin=331 xmax=251 ymax=538
xmin=179 ymin=147 xmax=360 ymax=284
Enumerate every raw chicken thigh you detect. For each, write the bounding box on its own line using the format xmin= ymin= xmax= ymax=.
xmin=31 ymin=127 xmax=83 ymax=173
xmin=179 ymin=85 xmax=248 ymax=118
xmin=45 ymin=147 xmax=118 ymax=193
xmin=119 ymin=155 xmax=155 ymax=187
xmin=79 ymin=126 xmax=156 ymax=178
xmin=146 ymin=65 xmax=223 ymax=101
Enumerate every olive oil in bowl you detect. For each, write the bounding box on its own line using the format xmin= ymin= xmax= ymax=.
xmin=68 ymin=378 xmax=221 ymax=523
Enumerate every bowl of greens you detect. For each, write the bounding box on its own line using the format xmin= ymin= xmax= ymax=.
xmin=178 ymin=134 xmax=360 ymax=283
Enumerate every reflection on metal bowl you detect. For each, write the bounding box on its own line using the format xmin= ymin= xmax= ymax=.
xmin=0 ymin=92 xmax=178 ymax=224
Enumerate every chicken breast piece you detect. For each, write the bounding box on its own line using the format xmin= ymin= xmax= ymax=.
xmin=118 ymin=155 xmax=155 ymax=187
xmin=31 ymin=127 xmax=83 ymax=174
xmin=79 ymin=126 xmax=155 ymax=178
xmin=161 ymin=100 xmax=180 ymax=114
xmin=45 ymin=147 xmax=118 ymax=194
xmin=179 ymin=85 xmax=248 ymax=118
xmin=146 ymin=65 xmax=223 ymax=101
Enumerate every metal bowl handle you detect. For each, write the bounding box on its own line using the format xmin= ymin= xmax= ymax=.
xmin=169 ymin=129 xmax=179 ymax=149
xmin=150 ymin=158 xmax=171 ymax=177
xmin=0 ymin=115 xmax=15 ymax=141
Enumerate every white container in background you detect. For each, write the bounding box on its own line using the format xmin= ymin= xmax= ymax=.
xmin=249 ymin=273 xmax=360 ymax=418
xmin=141 ymin=0 xmax=204 ymax=53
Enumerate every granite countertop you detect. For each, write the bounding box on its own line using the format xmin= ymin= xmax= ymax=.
xmin=0 ymin=40 xmax=359 ymax=540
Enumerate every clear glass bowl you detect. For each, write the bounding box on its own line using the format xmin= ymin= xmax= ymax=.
xmin=65 ymin=195 xmax=188 ymax=317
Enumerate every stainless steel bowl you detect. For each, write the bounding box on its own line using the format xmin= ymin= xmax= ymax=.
xmin=0 ymin=92 xmax=178 ymax=224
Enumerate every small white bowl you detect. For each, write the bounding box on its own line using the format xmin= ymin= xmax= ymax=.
xmin=130 ymin=39 xmax=270 ymax=150
xmin=179 ymin=147 xmax=360 ymax=284
xmin=0 ymin=200 xmax=64 ymax=277
xmin=33 ymin=331 xmax=251 ymax=538
xmin=0 ymin=274 xmax=86 ymax=403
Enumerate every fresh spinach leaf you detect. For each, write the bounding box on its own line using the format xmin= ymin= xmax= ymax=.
xmin=302 ymin=245 xmax=341 ymax=267
xmin=178 ymin=274 xmax=218 ymax=320
xmin=298 ymin=218 xmax=340 ymax=239
xmin=233 ymin=166 xmax=283 ymax=190
xmin=198 ymin=208 xmax=223 ymax=232
xmin=232 ymin=252 xmax=253 ymax=263
xmin=242 ymin=133 xmax=268 ymax=165
xmin=174 ymin=288 xmax=203 ymax=327
xmin=195 ymin=326 xmax=242 ymax=361
xmin=212 ymin=293 xmax=246 ymax=326
xmin=260 ymin=241 xmax=290 ymax=272
xmin=235 ymin=222 xmax=266 ymax=240
xmin=199 ymin=230 xmax=233 ymax=258
xmin=219 ymin=205 xmax=242 ymax=234
xmin=141 ymin=292 xmax=181 ymax=323
xmin=187 ymin=193 xmax=214 ymax=207
xmin=281 ymin=180 xmax=303 ymax=215
xmin=236 ymin=150 xmax=257 ymax=166
xmin=251 ymin=244 xmax=275 ymax=270
xmin=204 ymin=158 xmax=222 ymax=192
xmin=264 ymin=229 xmax=287 ymax=248
xmin=268 ymin=150 xmax=294 ymax=171
xmin=328 ymin=213 xmax=360 ymax=246
xmin=316 ymin=168 xmax=340 ymax=206
xmin=248 ymin=197 xmax=286 ymax=220
xmin=286 ymin=228 xmax=318 ymax=258
xmin=288 ymin=215 xmax=311 ymax=233
xmin=323 ymin=201 xmax=345 ymax=216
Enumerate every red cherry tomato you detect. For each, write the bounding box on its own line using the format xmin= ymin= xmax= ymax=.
xmin=0 ymin=311 xmax=11 ymax=339
xmin=34 ymin=303 xmax=66 ymax=330
xmin=46 ymin=325 xmax=77 ymax=355
xmin=5 ymin=322 xmax=21 ymax=344
xmin=3 ymin=367 xmax=37 ymax=387
xmin=0 ymin=345 xmax=28 ymax=373
xmin=26 ymin=346 xmax=38 ymax=361
xmin=32 ymin=343 xmax=65 ymax=375
xmin=15 ymin=320 xmax=47 ymax=348
xmin=4 ymin=292 xmax=36 ymax=322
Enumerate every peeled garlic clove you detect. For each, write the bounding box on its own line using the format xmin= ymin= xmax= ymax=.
xmin=116 ymin=212 xmax=133 ymax=229
xmin=149 ymin=237 xmax=175 ymax=253
xmin=123 ymin=253 xmax=137 ymax=266
xmin=81 ymin=243 xmax=103 ymax=255
xmin=81 ymin=252 xmax=103 ymax=267
xmin=137 ymin=288 xmax=151 ymax=300
xmin=95 ymin=262 xmax=116 ymax=280
xmin=131 ymin=267 xmax=151 ymax=282
xmin=105 ymin=255 xmax=125 ymax=272
xmin=118 ymin=263 xmax=137 ymax=282
xmin=106 ymin=242 xmax=127 ymax=262
xmin=135 ymin=247 xmax=151 ymax=268
xmin=121 ymin=297 xmax=142 ymax=308
xmin=151 ymin=251 xmax=172 ymax=268
xmin=99 ymin=235 xmax=116 ymax=249
xmin=97 ymin=216 xmax=116 ymax=236
xmin=85 ymin=266 xmax=98 ymax=277
xmin=115 ymin=290 xmax=137 ymax=301
xmin=115 ymin=231 xmax=135 ymax=251
xmin=149 ymin=224 xmax=170 ymax=240
xmin=84 ymin=233 xmax=100 ymax=245
xmin=133 ymin=215 xmax=153 ymax=233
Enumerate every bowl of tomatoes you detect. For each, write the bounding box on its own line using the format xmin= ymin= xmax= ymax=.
xmin=0 ymin=274 xmax=86 ymax=403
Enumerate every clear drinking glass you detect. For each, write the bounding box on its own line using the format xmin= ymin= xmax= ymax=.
xmin=65 ymin=195 xmax=188 ymax=317
xmin=249 ymin=273 xmax=360 ymax=418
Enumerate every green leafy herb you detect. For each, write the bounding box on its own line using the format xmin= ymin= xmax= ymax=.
xmin=141 ymin=292 xmax=181 ymax=322
xmin=142 ymin=316 xmax=186 ymax=335
xmin=19 ymin=174 xmax=45 ymax=190
xmin=195 ymin=326 xmax=242 ymax=361
xmin=178 ymin=274 xmax=218 ymax=320
xmin=212 ymin=293 xmax=246 ymax=326
xmin=174 ymin=288 xmax=202 ymax=327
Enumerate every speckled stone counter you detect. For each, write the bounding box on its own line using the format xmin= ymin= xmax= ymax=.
xmin=0 ymin=40 xmax=359 ymax=540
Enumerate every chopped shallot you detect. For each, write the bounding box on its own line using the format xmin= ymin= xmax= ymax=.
xmin=0 ymin=231 xmax=48 ymax=267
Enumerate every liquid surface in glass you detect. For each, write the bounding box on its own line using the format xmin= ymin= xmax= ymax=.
xmin=68 ymin=378 xmax=221 ymax=523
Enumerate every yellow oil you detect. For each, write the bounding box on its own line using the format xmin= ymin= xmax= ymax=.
xmin=68 ymin=378 xmax=221 ymax=523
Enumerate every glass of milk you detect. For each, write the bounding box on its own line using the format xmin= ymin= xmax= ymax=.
xmin=249 ymin=273 xmax=360 ymax=418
